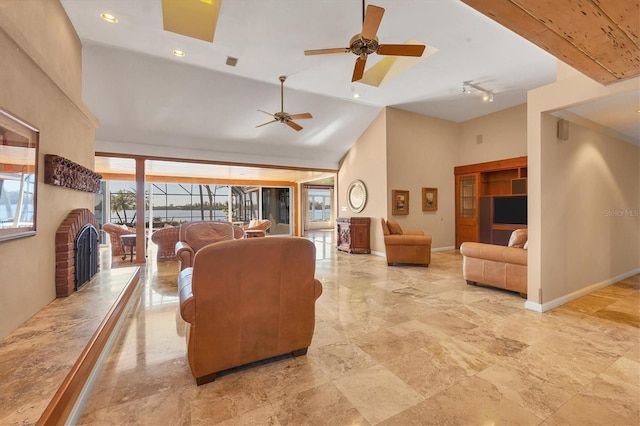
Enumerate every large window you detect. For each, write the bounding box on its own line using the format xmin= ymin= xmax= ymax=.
xmin=97 ymin=180 xmax=293 ymax=236
xmin=151 ymin=184 xmax=229 ymax=226
xmin=309 ymin=189 xmax=331 ymax=222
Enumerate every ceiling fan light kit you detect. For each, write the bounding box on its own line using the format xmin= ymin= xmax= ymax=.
xmin=256 ymin=76 xmax=313 ymax=132
xmin=304 ymin=4 xmax=426 ymax=83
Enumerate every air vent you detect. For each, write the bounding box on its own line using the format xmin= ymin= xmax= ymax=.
xmin=226 ymin=56 xmax=238 ymax=67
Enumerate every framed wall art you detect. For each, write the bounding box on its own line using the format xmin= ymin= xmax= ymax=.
xmin=0 ymin=108 xmax=39 ymax=242
xmin=422 ymin=187 xmax=438 ymax=211
xmin=392 ymin=189 xmax=409 ymax=215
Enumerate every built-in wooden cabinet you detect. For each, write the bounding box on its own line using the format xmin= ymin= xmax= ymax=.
xmin=454 ymin=156 xmax=527 ymax=248
xmin=336 ymin=217 xmax=371 ymax=254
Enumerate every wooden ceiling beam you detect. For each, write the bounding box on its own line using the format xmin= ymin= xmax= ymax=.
xmin=462 ymin=0 xmax=640 ymax=85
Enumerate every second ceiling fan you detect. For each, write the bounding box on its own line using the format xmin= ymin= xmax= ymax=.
xmin=304 ymin=3 xmax=426 ymax=82
xmin=256 ymin=76 xmax=313 ymax=132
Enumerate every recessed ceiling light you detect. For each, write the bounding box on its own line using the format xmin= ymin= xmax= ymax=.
xmin=100 ymin=13 xmax=118 ymax=24
xmin=353 ymin=93 xmax=360 ymax=99
xmin=172 ymin=50 xmax=186 ymax=57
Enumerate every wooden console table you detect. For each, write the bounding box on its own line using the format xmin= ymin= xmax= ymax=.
xmin=336 ymin=217 xmax=371 ymax=254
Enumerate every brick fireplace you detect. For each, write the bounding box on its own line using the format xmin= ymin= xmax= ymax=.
xmin=55 ymin=208 xmax=100 ymax=297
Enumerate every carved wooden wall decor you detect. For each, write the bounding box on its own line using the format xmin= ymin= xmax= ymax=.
xmin=44 ymin=154 xmax=102 ymax=193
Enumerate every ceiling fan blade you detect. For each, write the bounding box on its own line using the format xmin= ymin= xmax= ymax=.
xmin=304 ymin=48 xmax=350 ymax=55
xmin=257 ymin=109 xmax=275 ymax=117
xmin=288 ymin=113 xmax=313 ymax=120
xmin=256 ymin=119 xmax=277 ymax=128
xmin=352 ymin=56 xmax=367 ymax=82
xmin=377 ymin=44 xmax=426 ymax=57
xmin=285 ymin=120 xmax=303 ymax=131
xmin=361 ymin=5 xmax=384 ymax=40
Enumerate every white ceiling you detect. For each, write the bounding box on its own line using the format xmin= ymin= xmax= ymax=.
xmin=60 ymin=0 xmax=636 ymax=182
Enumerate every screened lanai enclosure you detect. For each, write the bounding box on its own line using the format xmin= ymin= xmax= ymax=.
xmin=96 ymin=181 xmax=292 ymax=237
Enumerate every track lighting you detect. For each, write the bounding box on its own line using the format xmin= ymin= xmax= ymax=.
xmin=462 ymin=81 xmax=494 ymax=102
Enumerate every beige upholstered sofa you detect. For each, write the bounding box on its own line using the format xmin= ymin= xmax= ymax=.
xmin=460 ymin=229 xmax=528 ymax=296
xmin=178 ymin=237 xmax=323 ymax=385
xmin=381 ymin=218 xmax=432 ymax=266
xmin=175 ymin=221 xmax=243 ymax=271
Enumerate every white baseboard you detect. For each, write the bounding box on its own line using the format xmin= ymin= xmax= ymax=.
xmin=433 ymin=246 xmax=455 ymax=252
xmin=371 ymin=246 xmax=454 ymax=258
xmin=525 ymin=268 xmax=640 ymax=313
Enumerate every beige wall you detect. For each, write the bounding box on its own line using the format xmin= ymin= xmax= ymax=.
xmin=527 ymin=63 xmax=639 ymax=308
xmin=541 ymin=115 xmax=639 ymax=302
xmin=458 ymin=104 xmax=527 ymax=166
xmin=338 ymin=109 xmax=388 ymax=254
xmin=385 ymin=108 xmax=459 ymax=249
xmin=0 ymin=1 xmax=96 ymax=339
xmin=338 ymin=104 xmax=530 ymax=253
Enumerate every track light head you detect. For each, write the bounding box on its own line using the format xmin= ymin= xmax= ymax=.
xmin=463 ymin=81 xmax=495 ymax=102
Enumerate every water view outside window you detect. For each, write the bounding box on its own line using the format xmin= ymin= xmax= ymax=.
xmin=151 ymin=183 xmax=229 ymax=226
xmin=98 ymin=181 xmax=293 ymax=236
xmin=308 ymin=189 xmax=331 ymax=222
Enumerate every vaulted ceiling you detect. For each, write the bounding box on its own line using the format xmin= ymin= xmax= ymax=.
xmin=59 ymin=0 xmax=639 ymax=183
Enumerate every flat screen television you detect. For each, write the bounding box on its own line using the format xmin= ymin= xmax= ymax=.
xmin=493 ymin=195 xmax=527 ymax=225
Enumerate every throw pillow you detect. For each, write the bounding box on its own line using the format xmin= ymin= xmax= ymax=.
xmin=508 ymin=229 xmax=528 ymax=248
xmin=523 ymin=240 xmax=528 ymax=250
xmin=386 ymin=219 xmax=403 ymax=235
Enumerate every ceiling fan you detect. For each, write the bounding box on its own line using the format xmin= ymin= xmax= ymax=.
xmin=304 ymin=3 xmax=426 ymax=82
xmin=256 ymin=76 xmax=313 ymax=132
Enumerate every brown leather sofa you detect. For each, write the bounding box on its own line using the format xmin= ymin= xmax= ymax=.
xmin=178 ymin=237 xmax=323 ymax=385
xmin=381 ymin=218 xmax=432 ymax=266
xmin=175 ymin=221 xmax=242 ymax=271
xmin=460 ymin=229 xmax=528 ymax=296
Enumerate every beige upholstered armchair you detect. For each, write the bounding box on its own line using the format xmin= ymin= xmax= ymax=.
xmin=380 ymin=218 xmax=432 ymax=266
xmin=175 ymin=221 xmax=240 ymax=271
xmin=102 ymin=223 xmax=136 ymax=257
xmin=150 ymin=226 xmax=179 ymax=262
xmin=178 ymin=237 xmax=323 ymax=385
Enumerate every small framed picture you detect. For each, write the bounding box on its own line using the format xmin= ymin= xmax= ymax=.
xmin=422 ymin=187 xmax=438 ymax=211
xmin=392 ymin=190 xmax=409 ymax=215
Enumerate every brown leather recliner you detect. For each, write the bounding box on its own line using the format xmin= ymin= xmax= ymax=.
xmin=381 ymin=218 xmax=432 ymax=266
xmin=175 ymin=221 xmax=241 ymax=271
xmin=178 ymin=237 xmax=323 ymax=385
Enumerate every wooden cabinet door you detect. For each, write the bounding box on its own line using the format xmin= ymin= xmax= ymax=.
xmin=455 ymin=173 xmax=479 ymax=248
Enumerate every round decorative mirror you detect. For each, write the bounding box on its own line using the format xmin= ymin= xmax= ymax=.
xmin=347 ymin=180 xmax=367 ymax=213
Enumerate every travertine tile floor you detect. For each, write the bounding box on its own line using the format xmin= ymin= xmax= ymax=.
xmin=74 ymin=232 xmax=640 ymax=425
xmin=1 ymin=231 xmax=632 ymax=425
